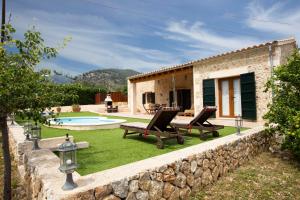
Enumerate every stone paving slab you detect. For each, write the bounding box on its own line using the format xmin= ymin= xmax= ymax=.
xmin=104 ymin=112 xmax=262 ymax=128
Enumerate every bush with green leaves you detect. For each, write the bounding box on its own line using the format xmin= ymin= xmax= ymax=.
xmin=264 ymin=50 xmax=300 ymax=158
xmin=0 ymin=24 xmax=69 ymax=199
xmin=56 ymin=83 xmax=107 ymax=105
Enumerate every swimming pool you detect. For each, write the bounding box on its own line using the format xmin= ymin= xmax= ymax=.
xmin=47 ymin=117 xmax=126 ymax=130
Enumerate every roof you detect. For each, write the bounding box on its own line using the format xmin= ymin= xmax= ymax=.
xmin=129 ymin=37 xmax=296 ymax=81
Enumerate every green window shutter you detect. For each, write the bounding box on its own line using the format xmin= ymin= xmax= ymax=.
xmin=203 ymin=79 xmax=215 ymax=117
xmin=240 ymin=72 xmax=257 ymax=120
xmin=142 ymin=93 xmax=146 ymax=104
xmin=151 ymin=92 xmax=155 ymax=104
xmin=203 ymin=79 xmax=215 ymax=106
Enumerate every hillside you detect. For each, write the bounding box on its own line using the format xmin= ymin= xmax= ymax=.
xmin=73 ymin=68 xmax=140 ymax=90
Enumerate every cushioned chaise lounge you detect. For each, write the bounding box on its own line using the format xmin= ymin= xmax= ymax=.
xmin=171 ymin=106 xmax=224 ymax=139
xmin=120 ymin=107 xmax=184 ymax=149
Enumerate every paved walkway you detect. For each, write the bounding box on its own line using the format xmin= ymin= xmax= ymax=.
xmin=54 ymin=105 xmax=263 ymax=128
xmin=104 ymin=112 xmax=263 ymax=128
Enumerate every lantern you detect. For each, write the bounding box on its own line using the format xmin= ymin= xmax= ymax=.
xmin=235 ymin=115 xmax=243 ymax=135
xmin=23 ymin=122 xmax=33 ymax=140
xmin=58 ymin=134 xmax=78 ymax=190
xmin=31 ymin=123 xmax=41 ymax=150
xmin=10 ymin=113 xmax=15 ymax=125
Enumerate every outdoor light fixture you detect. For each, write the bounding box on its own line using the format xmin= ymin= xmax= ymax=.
xmin=235 ymin=115 xmax=243 ymax=135
xmin=58 ymin=134 xmax=78 ymax=190
xmin=23 ymin=122 xmax=33 ymax=140
xmin=31 ymin=122 xmax=41 ymax=150
xmin=10 ymin=113 xmax=15 ymax=125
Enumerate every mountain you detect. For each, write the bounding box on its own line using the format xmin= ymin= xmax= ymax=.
xmin=51 ymin=73 xmax=74 ymax=84
xmin=73 ymin=68 xmax=140 ymax=90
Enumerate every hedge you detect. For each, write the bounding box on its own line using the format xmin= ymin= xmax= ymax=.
xmin=57 ymin=84 xmax=107 ymax=106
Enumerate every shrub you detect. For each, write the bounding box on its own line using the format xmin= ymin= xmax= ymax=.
xmin=264 ymin=51 xmax=300 ymax=158
xmin=72 ymin=104 xmax=81 ymax=112
xmin=57 ymin=83 xmax=107 ymax=106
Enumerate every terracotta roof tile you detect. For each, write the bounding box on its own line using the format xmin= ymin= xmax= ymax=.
xmin=129 ymin=37 xmax=296 ymax=80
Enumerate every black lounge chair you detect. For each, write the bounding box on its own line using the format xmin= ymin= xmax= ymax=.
xmin=120 ymin=107 xmax=184 ymax=149
xmin=171 ymin=106 xmax=224 ymax=139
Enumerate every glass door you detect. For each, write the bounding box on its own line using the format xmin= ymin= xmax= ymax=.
xmin=221 ymin=80 xmax=230 ymax=116
xmin=233 ymin=79 xmax=242 ymax=116
xmin=218 ymin=77 xmax=241 ymax=117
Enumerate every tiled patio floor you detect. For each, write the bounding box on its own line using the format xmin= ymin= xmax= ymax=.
xmin=57 ymin=104 xmax=263 ymax=128
xmin=104 ymin=112 xmax=263 ymax=128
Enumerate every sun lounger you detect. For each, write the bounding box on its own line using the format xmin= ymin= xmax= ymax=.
xmin=171 ymin=106 xmax=224 ymax=139
xmin=120 ymin=107 xmax=184 ymax=149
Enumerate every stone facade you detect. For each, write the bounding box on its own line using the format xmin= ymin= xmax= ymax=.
xmin=135 ymin=80 xmax=155 ymax=113
xmin=193 ymin=41 xmax=295 ymax=121
xmin=154 ymin=71 xmax=193 ymax=107
xmin=128 ymin=38 xmax=297 ymax=121
xmin=132 ymin=70 xmax=193 ymax=114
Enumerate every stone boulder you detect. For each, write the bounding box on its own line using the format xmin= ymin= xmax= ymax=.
xmin=136 ymin=190 xmax=149 ymax=200
xmin=139 ymin=172 xmax=151 ymax=191
xmin=95 ymin=184 xmax=113 ymax=200
xmin=163 ymin=182 xmax=175 ymax=199
xmin=112 ymin=178 xmax=129 ymax=198
xmin=174 ymin=172 xmax=186 ymax=188
xmin=201 ymin=169 xmax=212 ymax=186
xmin=149 ymin=181 xmax=164 ymax=200
xmin=179 ymin=187 xmax=191 ymax=200
xmin=129 ymin=180 xmax=139 ymax=193
xmin=126 ymin=192 xmax=137 ymax=200
xmin=190 ymin=161 xmax=197 ymax=173
xmin=103 ymin=195 xmax=121 ymax=200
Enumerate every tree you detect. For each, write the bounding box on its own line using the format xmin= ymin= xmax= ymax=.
xmin=264 ymin=50 xmax=300 ymax=159
xmin=0 ymin=25 xmax=65 ymax=199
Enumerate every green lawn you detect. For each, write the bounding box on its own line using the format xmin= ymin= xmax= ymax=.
xmin=17 ymin=112 xmax=245 ymax=175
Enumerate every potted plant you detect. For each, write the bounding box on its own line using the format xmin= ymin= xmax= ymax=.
xmin=72 ymin=104 xmax=81 ymax=112
xmin=56 ymin=106 xmax=62 ymax=113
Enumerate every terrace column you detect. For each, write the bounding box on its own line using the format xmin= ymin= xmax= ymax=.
xmin=172 ymin=74 xmax=177 ymax=107
xmin=128 ymin=80 xmax=137 ymax=114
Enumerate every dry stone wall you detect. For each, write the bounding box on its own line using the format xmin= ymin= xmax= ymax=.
xmin=62 ymin=130 xmax=271 ymax=200
xmin=9 ymin=122 xmax=277 ymax=200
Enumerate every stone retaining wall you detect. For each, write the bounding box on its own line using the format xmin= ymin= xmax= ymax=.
xmin=9 ymin=123 xmax=275 ymax=200
xmin=63 ymin=130 xmax=271 ymax=200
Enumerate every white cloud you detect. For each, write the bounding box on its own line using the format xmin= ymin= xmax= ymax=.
xmin=160 ymin=20 xmax=260 ymax=52
xmin=38 ymin=61 xmax=80 ymax=76
xmin=246 ymin=1 xmax=300 ymax=39
xmin=11 ymin=9 xmax=180 ymax=74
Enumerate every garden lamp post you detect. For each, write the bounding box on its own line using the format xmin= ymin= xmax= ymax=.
xmin=58 ymin=134 xmax=78 ymax=190
xmin=235 ymin=115 xmax=243 ymax=135
xmin=23 ymin=122 xmax=33 ymax=140
xmin=31 ymin=122 xmax=41 ymax=150
xmin=10 ymin=112 xmax=15 ymax=125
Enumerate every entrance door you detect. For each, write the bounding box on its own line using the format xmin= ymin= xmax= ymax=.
xmin=177 ymin=89 xmax=191 ymax=111
xmin=218 ymin=77 xmax=241 ymax=117
xmin=169 ymin=89 xmax=191 ymax=111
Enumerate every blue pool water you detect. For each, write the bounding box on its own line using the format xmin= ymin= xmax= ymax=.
xmin=48 ymin=117 xmax=126 ymax=126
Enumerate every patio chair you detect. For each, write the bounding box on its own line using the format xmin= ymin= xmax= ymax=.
xmin=183 ymin=105 xmax=194 ymax=116
xmin=120 ymin=107 xmax=184 ymax=149
xmin=171 ymin=106 xmax=224 ymax=139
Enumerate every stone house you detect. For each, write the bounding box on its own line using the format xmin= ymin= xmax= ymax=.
xmin=127 ymin=38 xmax=297 ymax=121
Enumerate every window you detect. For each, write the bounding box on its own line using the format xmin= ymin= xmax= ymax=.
xmin=142 ymin=92 xmax=155 ymax=104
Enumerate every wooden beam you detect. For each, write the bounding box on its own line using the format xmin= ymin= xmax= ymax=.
xmin=130 ymin=66 xmax=193 ymax=83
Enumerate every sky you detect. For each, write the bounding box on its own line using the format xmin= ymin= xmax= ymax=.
xmin=8 ymin=0 xmax=300 ymax=75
